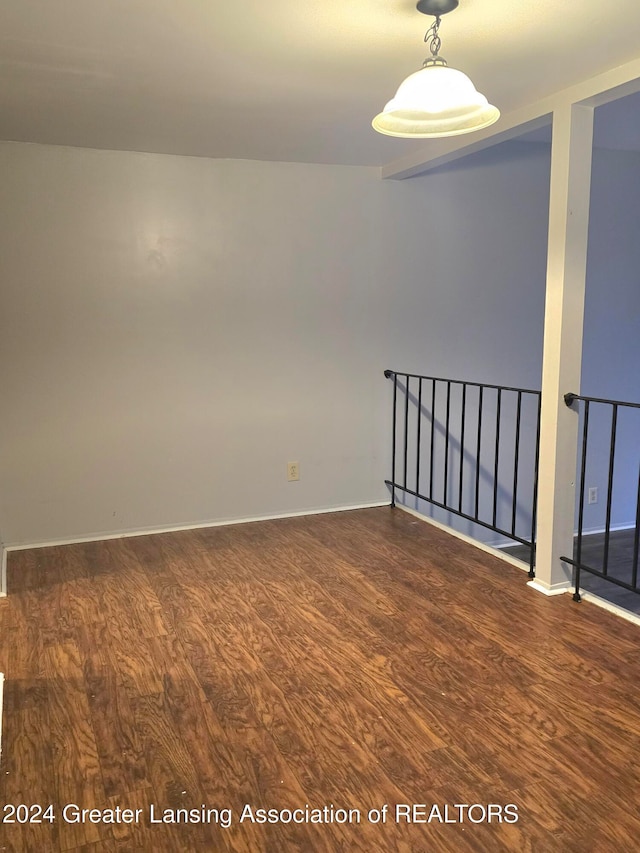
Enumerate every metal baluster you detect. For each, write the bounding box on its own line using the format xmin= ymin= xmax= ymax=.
xmin=458 ymin=383 xmax=466 ymax=514
xmin=416 ymin=377 xmax=423 ymax=497
xmin=475 ymin=386 xmax=483 ymax=521
xmin=529 ymin=394 xmax=541 ymax=579
xmin=444 ymin=381 xmax=451 ymax=506
xmin=574 ymin=400 xmax=590 ymax=600
xmin=632 ymin=464 xmax=640 ymax=591
xmin=493 ymin=388 xmax=502 ymax=529
xmin=403 ymin=375 xmax=410 ymax=491
xmin=391 ymin=372 xmax=397 ymax=507
xmin=429 ymin=379 xmax=436 ymax=500
xmin=511 ymin=391 xmax=522 ymax=537
xmin=602 ymin=404 xmax=618 ymax=577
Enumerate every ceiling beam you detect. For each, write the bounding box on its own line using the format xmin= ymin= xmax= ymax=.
xmin=381 ymin=54 xmax=640 ymax=180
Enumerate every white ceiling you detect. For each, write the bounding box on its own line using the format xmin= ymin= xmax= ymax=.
xmin=2 ymin=0 xmax=640 ymax=167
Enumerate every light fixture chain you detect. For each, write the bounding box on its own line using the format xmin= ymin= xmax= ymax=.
xmin=424 ymin=15 xmax=442 ymax=58
xmin=372 ymin=0 xmax=500 ymax=138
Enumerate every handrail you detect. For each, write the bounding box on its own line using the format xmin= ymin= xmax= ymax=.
xmin=385 ymin=369 xmax=540 ymax=397
xmin=565 ymin=391 xmax=640 ymax=410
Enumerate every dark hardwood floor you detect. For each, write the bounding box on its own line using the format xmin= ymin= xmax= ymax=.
xmin=1 ymin=506 xmax=640 ymax=852
xmin=505 ymin=528 xmax=640 ymax=615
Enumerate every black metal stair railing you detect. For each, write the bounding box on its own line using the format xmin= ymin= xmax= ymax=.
xmin=384 ymin=370 xmax=541 ymax=577
xmin=563 ymin=392 xmax=640 ymax=602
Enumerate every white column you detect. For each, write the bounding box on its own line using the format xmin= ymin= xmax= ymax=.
xmin=530 ymin=103 xmax=594 ymax=595
xmin=0 ymin=542 xmax=6 ymax=597
xmin=0 ymin=523 xmax=5 ymax=596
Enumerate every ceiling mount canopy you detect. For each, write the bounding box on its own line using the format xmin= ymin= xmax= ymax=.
xmin=416 ymin=0 xmax=458 ymax=16
xmin=372 ymin=0 xmax=499 ymax=139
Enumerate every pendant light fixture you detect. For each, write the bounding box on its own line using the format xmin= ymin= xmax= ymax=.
xmin=372 ymin=0 xmax=499 ymax=138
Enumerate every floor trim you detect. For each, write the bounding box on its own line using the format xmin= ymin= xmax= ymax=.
xmin=576 ymin=522 xmax=636 ymax=537
xmin=395 ymin=505 xmax=531 ymax=574
xmin=2 ymin=501 xmax=390 ymax=554
xmin=526 ymin=579 xmax=572 ymax=596
xmin=490 ymin=522 xmax=636 ymax=551
xmin=573 ymin=589 xmax=640 ymax=628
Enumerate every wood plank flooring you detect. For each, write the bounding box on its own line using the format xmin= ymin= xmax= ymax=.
xmin=1 ymin=506 xmax=640 ymax=852
xmin=505 ymin=529 xmax=640 ymax=615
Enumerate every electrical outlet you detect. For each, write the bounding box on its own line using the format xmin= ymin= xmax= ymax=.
xmin=287 ymin=461 xmax=299 ymax=482
xmin=588 ymin=486 xmax=598 ymax=505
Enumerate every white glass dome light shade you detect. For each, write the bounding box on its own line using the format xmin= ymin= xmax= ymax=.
xmin=372 ymin=63 xmax=500 ymax=138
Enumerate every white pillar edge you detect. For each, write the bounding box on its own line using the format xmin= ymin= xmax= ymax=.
xmin=533 ymin=103 xmax=594 ymax=593
xmin=0 ymin=545 xmax=6 ymax=597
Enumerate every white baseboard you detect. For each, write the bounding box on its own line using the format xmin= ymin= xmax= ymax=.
xmin=574 ymin=522 xmax=636 ymax=537
xmin=395 ymin=505 xmax=531 ymax=574
xmin=2 ymin=501 xmax=390 ymax=555
xmin=571 ymin=589 xmax=640 ymax=627
xmin=405 ymin=509 xmax=640 ymax=625
xmin=491 ymin=521 xmax=637 ymax=552
xmin=526 ymin=579 xmax=572 ymax=596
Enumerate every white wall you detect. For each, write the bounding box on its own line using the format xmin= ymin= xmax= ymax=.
xmin=583 ymin=147 xmax=640 ymax=401
xmin=381 ymin=139 xmax=640 ymax=544
xmin=384 ymin=140 xmax=552 ymax=544
xmin=578 ymin=146 xmax=640 ymax=531
xmin=3 ymin=136 xmax=636 ymax=551
xmin=386 ymin=141 xmax=551 ymax=389
xmin=0 ymin=143 xmax=397 ymax=545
